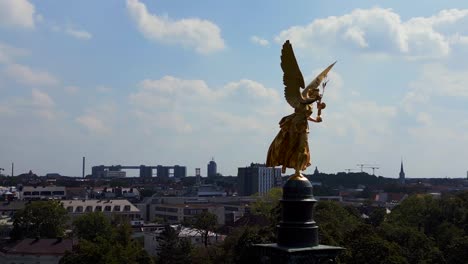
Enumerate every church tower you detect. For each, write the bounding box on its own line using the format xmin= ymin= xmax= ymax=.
xmin=399 ymin=160 xmax=406 ymax=184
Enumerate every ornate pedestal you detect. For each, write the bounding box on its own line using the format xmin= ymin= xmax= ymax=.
xmin=253 ymin=174 xmax=343 ymax=264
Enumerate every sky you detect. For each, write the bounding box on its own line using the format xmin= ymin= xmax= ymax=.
xmin=1 ymin=0 xmax=468 ymax=178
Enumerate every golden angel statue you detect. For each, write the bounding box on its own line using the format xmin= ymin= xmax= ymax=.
xmin=266 ymin=40 xmax=335 ymax=178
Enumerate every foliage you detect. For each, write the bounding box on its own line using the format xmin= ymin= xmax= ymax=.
xmin=314 ymin=201 xmax=361 ymax=245
xmin=60 ymin=215 xmax=153 ymax=264
xmin=250 ymin=187 xmax=282 ymax=228
xmin=367 ymin=207 xmax=387 ymax=227
xmin=11 ymin=200 xmax=69 ymax=240
xmin=221 ymin=226 xmax=272 ymax=264
xmin=156 ymin=225 xmax=193 ymax=264
xmin=72 ymin=212 xmax=113 ymax=242
xmin=307 ymin=172 xmax=395 ymax=188
xmin=190 ymin=211 xmax=218 ymax=247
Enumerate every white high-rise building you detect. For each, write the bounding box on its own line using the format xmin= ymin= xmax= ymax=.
xmin=238 ymin=163 xmax=282 ymax=196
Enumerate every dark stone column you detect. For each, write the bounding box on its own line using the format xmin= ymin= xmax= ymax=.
xmin=253 ymin=174 xmax=343 ymax=263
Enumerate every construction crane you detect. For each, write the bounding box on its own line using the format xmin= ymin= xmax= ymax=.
xmin=356 ymin=164 xmax=373 ymax=172
xmin=345 ymin=168 xmax=357 ymax=173
xmin=365 ymin=166 xmax=380 ymax=175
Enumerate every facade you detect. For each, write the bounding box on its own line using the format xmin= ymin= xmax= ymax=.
xmin=197 ymin=184 xmax=226 ymax=197
xmin=136 ymin=196 xmax=255 ymax=225
xmin=238 ymin=163 xmax=282 ymax=196
xmin=156 ymin=165 xmax=187 ymax=179
xmin=0 ymin=238 xmax=73 ymax=264
xmin=20 ymin=186 xmax=66 ymax=200
xmin=173 ymin=165 xmax=186 ymax=178
xmin=0 ymin=201 xmax=26 ymax=217
xmin=152 ymin=203 xmax=225 ymax=225
xmin=207 ymin=158 xmax=217 ymax=178
xmin=61 ymin=199 xmax=141 ymax=222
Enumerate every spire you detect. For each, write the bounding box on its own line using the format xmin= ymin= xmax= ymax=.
xmin=399 ymin=158 xmax=406 ymax=184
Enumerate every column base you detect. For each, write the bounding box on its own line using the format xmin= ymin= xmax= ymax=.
xmin=252 ymin=243 xmax=344 ymax=264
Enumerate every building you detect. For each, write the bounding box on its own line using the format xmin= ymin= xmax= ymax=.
xmin=173 ymin=165 xmax=186 ymax=178
xmin=237 ymin=163 xmax=282 ymax=196
xmin=20 ymin=186 xmax=66 ymax=200
xmin=135 ymin=196 xmax=255 ymax=225
xmin=152 ymin=203 xmax=225 ymax=225
xmin=0 ymin=238 xmax=73 ymax=264
xmin=156 ymin=165 xmax=187 ymax=179
xmin=207 ymin=158 xmax=217 ymax=178
xmin=197 ymin=184 xmax=226 ymax=197
xmin=0 ymin=201 xmax=27 ymax=217
xmin=399 ymin=160 xmax=406 ymax=184
xmin=61 ymin=199 xmax=141 ymax=222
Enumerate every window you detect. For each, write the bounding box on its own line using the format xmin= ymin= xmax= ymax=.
xmin=53 ymin=191 xmax=65 ymax=195
xmin=123 ymin=205 xmax=131 ymax=211
xmin=32 ymin=191 xmax=39 ymax=196
xmin=114 ymin=205 xmax=121 ymax=211
xmin=23 ymin=192 xmax=31 ymax=195
xmin=95 ymin=206 xmax=102 ymax=212
xmin=76 ymin=206 xmax=83 ymax=212
xmin=104 ymin=206 xmax=111 ymax=212
xmin=67 ymin=206 xmax=73 ymax=212
xmin=167 ymin=207 xmax=178 ymax=213
xmin=154 ymin=206 xmax=167 ymax=212
xmin=40 ymin=191 xmax=51 ymax=196
xmin=85 ymin=206 xmax=93 ymax=212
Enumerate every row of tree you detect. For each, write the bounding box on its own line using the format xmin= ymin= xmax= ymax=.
xmin=9 ymin=190 xmax=468 ymax=263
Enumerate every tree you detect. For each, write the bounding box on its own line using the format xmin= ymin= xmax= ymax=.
xmin=191 ymin=211 xmax=218 ymax=247
xmin=11 ymin=200 xmax=68 ymax=240
xmin=73 ymin=212 xmax=113 ymax=242
xmin=367 ymin=207 xmax=387 ymax=227
xmin=314 ymin=201 xmax=361 ymax=245
xmin=250 ymin=188 xmax=282 ymax=218
xmin=60 ymin=214 xmax=153 ymax=264
xmin=340 ymin=224 xmax=408 ymax=264
xmin=221 ymin=226 xmax=271 ymax=264
xmin=445 ymin=236 xmax=468 ymax=264
xmin=157 ymin=225 xmax=192 ymax=264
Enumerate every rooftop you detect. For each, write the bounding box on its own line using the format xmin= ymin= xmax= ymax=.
xmin=2 ymin=238 xmax=73 ymax=256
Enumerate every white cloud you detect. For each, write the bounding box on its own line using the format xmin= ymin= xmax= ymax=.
xmin=0 ymin=0 xmax=36 ymax=29
xmin=126 ymin=0 xmax=225 ymax=54
xmin=96 ymin=85 xmax=112 ymax=93
xmin=4 ymin=64 xmax=59 ymax=86
xmin=31 ymin=88 xmax=54 ymax=108
xmin=75 ymin=104 xmax=116 ymax=135
xmin=131 ymin=76 xmax=279 ymax=107
xmin=130 ymin=76 xmax=282 ymax=134
xmin=64 ymin=86 xmax=79 ymax=94
xmin=403 ymin=63 xmax=468 ymax=113
xmin=0 ymin=42 xmax=28 ymax=64
xmin=416 ymin=112 xmax=432 ymax=125
xmin=65 ymin=26 xmax=92 ymax=40
xmin=76 ymin=115 xmax=110 ymax=134
xmin=251 ymin=36 xmax=270 ymax=46
xmin=276 ymin=7 xmax=468 ymax=59
xmin=50 ymin=24 xmax=93 ymax=40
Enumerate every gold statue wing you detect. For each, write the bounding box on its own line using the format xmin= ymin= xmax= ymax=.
xmin=281 ymin=40 xmax=306 ymax=109
xmin=302 ymin=62 xmax=336 ymax=98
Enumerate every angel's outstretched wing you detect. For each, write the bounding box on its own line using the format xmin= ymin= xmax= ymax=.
xmin=281 ymin=40 xmax=308 ymax=109
xmin=302 ymin=62 xmax=336 ymax=99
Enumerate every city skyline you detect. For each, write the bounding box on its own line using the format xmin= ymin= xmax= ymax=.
xmin=1 ymin=0 xmax=468 ymax=178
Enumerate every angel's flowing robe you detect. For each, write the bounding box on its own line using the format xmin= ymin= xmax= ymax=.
xmin=266 ymin=104 xmax=313 ymax=173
